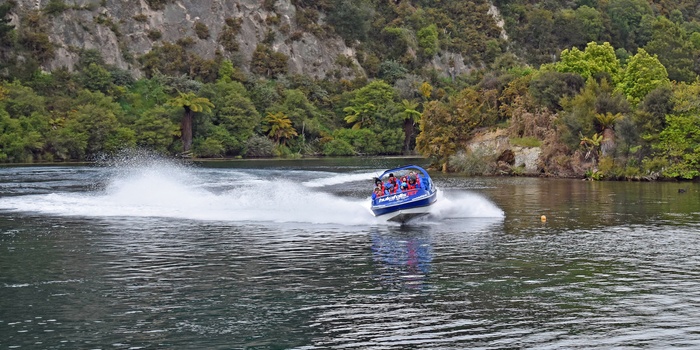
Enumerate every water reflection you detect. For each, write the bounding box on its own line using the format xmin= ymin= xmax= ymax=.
xmin=371 ymin=227 xmax=433 ymax=292
xmin=4 ymin=162 xmax=700 ymax=349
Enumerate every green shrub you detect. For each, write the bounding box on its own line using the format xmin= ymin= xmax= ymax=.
xmin=250 ymin=44 xmax=288 ymax=77
xmin=193 ymin=22 xmax=209 ymax=39
xmin=323 ymin=139 xmax=354 ymax=156
xmin=147 ymin=29 xmax=162 ymax=41
xmin=195 ymin=137 xmax=225 ymax=158
xmin=333 ymin=128 xmax=382 ymax=155
xmin=218 ymin=19 xmax=242 ymax=52
xmin=245 ymin=135 xmax=276 ymax=158
xmin=133 ymin=14 xmax=148 ymax=22
xmin=44 ymin=0 xmax=68 ymax=15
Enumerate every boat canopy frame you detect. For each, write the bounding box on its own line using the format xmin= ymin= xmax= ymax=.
xmin=376 ymin=165 xmax=433 ymax=190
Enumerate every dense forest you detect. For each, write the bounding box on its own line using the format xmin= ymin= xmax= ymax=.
xmin=1 ymin=0 xmax=700 ymax=180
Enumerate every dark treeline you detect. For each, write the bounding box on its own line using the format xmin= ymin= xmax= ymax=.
xmin=1 ymin=0 xmax=700 ymax=180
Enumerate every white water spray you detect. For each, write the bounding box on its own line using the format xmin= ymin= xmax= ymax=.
xmin=0 ymin=157 xmax=504 ymax=225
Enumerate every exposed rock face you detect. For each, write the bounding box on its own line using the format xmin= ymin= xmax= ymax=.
xmin=9 ymin=0 xmax=361 ymax=78
xmin=468 ymin=128 xmax=542 ymax=175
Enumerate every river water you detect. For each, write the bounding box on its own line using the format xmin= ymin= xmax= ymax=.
xmin=1 ymin=157 xmax=699 ymax=349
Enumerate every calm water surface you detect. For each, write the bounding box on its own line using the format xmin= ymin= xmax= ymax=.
xmin=1 ymin=158 xmax=700 ymax=349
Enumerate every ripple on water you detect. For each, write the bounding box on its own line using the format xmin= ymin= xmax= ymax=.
xmin=2 ymin=164 xmax=700 ymax=349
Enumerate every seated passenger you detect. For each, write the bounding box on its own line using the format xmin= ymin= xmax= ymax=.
xmin=372 ymin=185 xmax=384 ymax=199
xmin=407 ymin=177 xmax=417 ymax=190
xmin=374 ymin=178 xmax=385 ymax=192
xmin=386 ymin=173 xmax=399 ymax=194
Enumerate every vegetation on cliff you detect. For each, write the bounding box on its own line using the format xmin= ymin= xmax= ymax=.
xmin=1 ymin=0 xmax=700 ymax=180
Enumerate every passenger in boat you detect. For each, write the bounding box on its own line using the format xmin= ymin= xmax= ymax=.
xmin=407 ymin=176 xmax=417 ymax=190
xmin=374 ymin=178 xmax=385 ymax=192
xmin=386 ymin=173 xmax=399 ymax=194
xmin=372 ymin=185 xmax=384 ymax=199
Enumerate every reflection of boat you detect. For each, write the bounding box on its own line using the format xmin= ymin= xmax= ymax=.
xmin=370 ymin=229 xmax=432 ymax=291
xmin=370 ymin=165 xmax=438 ymax=223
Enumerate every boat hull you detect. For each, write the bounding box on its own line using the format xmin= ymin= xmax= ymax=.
xmin=371 ymin=190 xmax=437 ymax=223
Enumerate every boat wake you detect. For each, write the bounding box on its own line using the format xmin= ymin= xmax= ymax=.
xmin=0 ymin=159 xmax=504 ymax=226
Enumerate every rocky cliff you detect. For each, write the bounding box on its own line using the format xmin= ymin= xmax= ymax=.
xmin=6 ymin=0 xmax=508 ymax=80
xmin=8 ymin=0 xmax=361 ymax=78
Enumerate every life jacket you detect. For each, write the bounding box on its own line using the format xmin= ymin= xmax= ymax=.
xmin=386 ymin=179 xmax=398 ymax=193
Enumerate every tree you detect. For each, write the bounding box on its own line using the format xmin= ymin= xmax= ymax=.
xmin=617 ymin=49 xmax=670 ymax=105
xmin=555 ymin=42 xmax=621 ymax=82
xmin=595 ymin=112 xmax=623 ymax=156
xmin=0 ymin=107 xmax=44 ymax=162
xmin=166 ymin=92 xmax=214 ymax=154
xmin=520 ymin=8 xmax=556 ymax=65
xmin=643 ymin=16 xmax=697 ymax=83
xmin=266 ymin=89 xmax=324 ymax=138
xmin=342 ymin=80 xmax=396 ymax=130
xmin=199 ymin=81 xmax=259 ymax=156
xmin=398 ymin=99 xmax=421 ymax=153
xmin=604 ymin=0 xmax=654 ymax=50
xmin=416 ymin=100 xmax=455 ymax=171
xmin=574 ymin=6 xmax=604 ymax=44
xmin=529 ymin=71 xmax=585 ymax=111
xmin=133 ymin=106 xmax=179 ymax=154
xmin=343 ymin=103 xmax=376 ymax=130
xmin=655 ymin=114 xmax=700 ymax=179
xmin=416 ymin=87 xmax=498 ymax=171
xmin=580 ymin=132 xmax=603 ymax=162
xmin=559 ymin=78 xmax=599 ymax=150
xmin=417 ymin=24 xmax=439 ymax=58
xmin=78 ymin=62 xmax=112 ymax=93
xmin=263 ymin=111 xmax=297 ymax=146
xmin=377 ymin=60 xmax=408 ymax=84
xmin=328 ymin=0 xmax=373 ymax=43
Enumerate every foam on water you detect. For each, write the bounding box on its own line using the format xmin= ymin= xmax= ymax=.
xmin=0 ymin=157 xmax=504 ymax=225
xmin=303 ymin=170 xmax=383 ymax=188
xmin=429 ymin=190 xmax=504 ymax=219
xmin=0 ymin=163 xmax=374 ymax=225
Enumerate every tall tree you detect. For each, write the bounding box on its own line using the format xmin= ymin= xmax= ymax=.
xmin=398 ymin=99 xmax=421 ymax=153
xmin=416 ymin=100 xmax=455 ymax=172
xmin=617 ymin=49 xmax=670 ymax=105
xmin=167 ymin=92 xmax=214 ymax=154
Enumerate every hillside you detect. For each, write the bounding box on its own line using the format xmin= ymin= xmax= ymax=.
xmin=1 ymin=0 xmax=700 ymax=180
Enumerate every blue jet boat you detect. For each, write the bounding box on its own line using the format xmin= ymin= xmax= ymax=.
xmin=370 ymin=165 xmax=438 ymax=223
